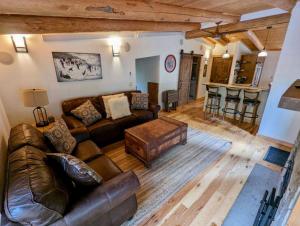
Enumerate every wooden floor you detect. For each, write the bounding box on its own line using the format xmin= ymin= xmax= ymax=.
xmin=104 ymin=100 xmax=291 ymax=226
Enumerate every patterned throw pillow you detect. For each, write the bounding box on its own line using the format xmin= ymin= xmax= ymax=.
xmin=47 ymin=153 xmax=102 ymax=186
xmin=102 ymin=93 xmax=124 ymax=118
xmin=44 ymin=119 xmax=76 ymax=154
xmin=71 ymin=100 xmax=102 ymax=126
xmin=131 ymin=93 xmax=149 ymax=110
xmin=108 ymin=96 xmax=131 ymax=120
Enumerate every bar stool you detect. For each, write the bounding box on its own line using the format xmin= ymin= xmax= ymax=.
xmin=205 ymin=85 xmax=221 ymax=119
xmin=239 ymin=89 xmax=261 ymax=126
xmin=222 ymin=87 xmax=241 ymax=121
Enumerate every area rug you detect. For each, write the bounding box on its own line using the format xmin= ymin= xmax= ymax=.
xmin=122 ymin=128 xmax=232 ymax=226
xmin=222 ymin=163 xmax=281 ymax=226
xmin=263 ymin=146 xmax=290 ymax=167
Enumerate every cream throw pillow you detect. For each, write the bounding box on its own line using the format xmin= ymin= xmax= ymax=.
xmin=102 ymin=93 xmax=124 ymax=118
xmin=108 ymin=96 xmax=131 ymax=120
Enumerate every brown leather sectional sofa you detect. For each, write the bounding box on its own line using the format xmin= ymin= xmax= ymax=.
xmin=1 ymin=123 xmax=140 ymax=226
xmin=61 ymin=90 xmax=161 ymax=147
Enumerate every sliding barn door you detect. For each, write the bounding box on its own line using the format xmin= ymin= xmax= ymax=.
xmin=178 ymin=54 xmax=193 ymax=106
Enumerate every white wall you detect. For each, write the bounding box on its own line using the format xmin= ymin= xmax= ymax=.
xmin=259 ymin=51 xmax=280 ymax=87
xmin=135 ymin=56 xmax=160 ymax=93
xmin=258 ymin=2 xmax=300 ymax=144
xmin=0 ymin=33 xmax=204 ymax=126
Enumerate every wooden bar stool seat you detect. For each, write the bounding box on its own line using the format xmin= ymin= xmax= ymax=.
xmin=222 ymin=87 xmax=241 ymax=121
xmin=239 ymin=90 xmax=261 ymax=126
xmin=205 ymin=85 xmax=221 ymax=119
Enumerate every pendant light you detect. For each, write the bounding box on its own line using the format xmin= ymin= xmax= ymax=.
xmin=258 ymin=26 xmax=271 ymax=57
xmin=222 ymin=45 xmax=230 ymax=59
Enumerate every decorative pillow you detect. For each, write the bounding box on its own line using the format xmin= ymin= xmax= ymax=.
xmin=71 ymin=100 xmax=102 ymax=126
xmin=102 ymin=93 xmax=124 ymax=118
xmin=44 ymin=119 xmax=76 ymax=154
xmin=131 ymin=92 xmax=149 ymax=110
xmin=108 ymin=96 xmax=131 ymax=120
xmin=47 ymin=153 xmax=102 ymax=186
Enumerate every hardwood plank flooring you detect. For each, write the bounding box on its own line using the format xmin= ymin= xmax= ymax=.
xmin=104 ymin=100 xmax=291 ymax=226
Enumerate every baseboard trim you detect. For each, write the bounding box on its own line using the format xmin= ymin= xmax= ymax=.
xmin=257 ymin=134 xmax=294 ymax=149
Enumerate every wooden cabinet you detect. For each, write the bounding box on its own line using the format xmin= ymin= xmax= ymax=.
xmin=236 ymin=54 xmax=265 ymax=84
xmin=210 ymin=57 xmax=233 ymax=84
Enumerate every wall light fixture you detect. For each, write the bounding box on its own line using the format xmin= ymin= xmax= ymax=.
xmin=11 ymin=35 xmax=28 ymax=53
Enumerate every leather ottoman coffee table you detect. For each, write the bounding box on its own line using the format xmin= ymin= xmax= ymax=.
xmin=125 ymin=116 xmax=187 ymax=168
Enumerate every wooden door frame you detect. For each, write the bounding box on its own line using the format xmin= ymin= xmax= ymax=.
xmin=191 ymin=55 xmax=202 ymax=101
xmin=178 ymin=53 xmax=193 ymax=106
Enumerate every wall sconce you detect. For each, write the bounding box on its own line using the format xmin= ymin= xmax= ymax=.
xmin=109 ymin=37 xmax=121 ymax=57
xmin=11 ymin=35 xmax=28 ymax=53
xmin=204 ymin=49 xmax=210 ymax=65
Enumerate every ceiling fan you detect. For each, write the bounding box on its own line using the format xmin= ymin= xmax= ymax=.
xmin=206 ymin=21 xmax=246 ymax=39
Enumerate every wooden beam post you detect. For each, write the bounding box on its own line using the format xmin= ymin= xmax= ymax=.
xmin=185 ymin=13 xmax=291 ymax=39
xmin=0 ymin=15 xmax=201 ymax=34
xmin=244 ymin=30 xmax=264 ymax=51
xmin=0 ymin=0 xmax=240 ymax=23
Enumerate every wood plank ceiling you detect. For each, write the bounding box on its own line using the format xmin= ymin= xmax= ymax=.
xmin=0 ymin=0 xmax=295 ymax=51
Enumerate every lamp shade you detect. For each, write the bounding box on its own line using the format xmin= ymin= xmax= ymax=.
xmin=23 ymin=89 xmax=49 ymax=107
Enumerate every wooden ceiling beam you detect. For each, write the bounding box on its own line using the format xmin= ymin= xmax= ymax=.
xmin=0 ymin=15 xmax=201 ymax=34
xmin=185 ymin=13 xmax=291 ymax=39
xmin=0 ymin=0 xmax=239 ymax=23
xmin=215 ymin=36 xmax=230 ymax=46
xmin=201 ymin=38 xmax=216 ymax=47
xmin=244 ymin=30 xmax=264 ymax=51
xmin=258 ymin=0 xmax=297 ymax=11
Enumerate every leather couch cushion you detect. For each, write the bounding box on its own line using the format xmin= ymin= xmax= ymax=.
xmin=111 ymin=114 xmax=139 ymax=131
xmin=62 ymin=96 xmax=102 ymax=116
xmin=73 ymin=140 xmax=103 ymax=162
xmin=131 ymin=110 xmax=154 ymax=123
xmin=87 ymin=119 xmax=121 ymax=147
xmin=47 ymin=153 xmax=102 ymax=186
xmin=8 ymin=123 xmax=49 ymax=154
xmin=5 ymin=146 xmax=71 ymax=226
xmin=87 ymin=155 xmax=122 ymax=182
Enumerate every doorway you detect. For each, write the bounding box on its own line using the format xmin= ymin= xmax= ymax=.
xmin=178 ymin=53 xmax=202 ymax=106
xmin=189 ymin=56 xmax=201 ymax=100
xmin=135 ymin=56 xmax=160 ymax=105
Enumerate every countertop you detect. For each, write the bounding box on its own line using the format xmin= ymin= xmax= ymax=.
xmin=202 ymin=82 xmax=270 ymax=92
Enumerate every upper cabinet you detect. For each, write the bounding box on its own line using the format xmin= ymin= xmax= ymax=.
xmin=210 ymin=56 xmax=233 ymax=84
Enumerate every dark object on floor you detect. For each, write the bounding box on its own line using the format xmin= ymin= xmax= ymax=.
xmin=163 ymin=90 xmax=178 ymax=112
xmin=263 ymin=146 xmax=290 ymax=167
xmin=253 ymin=188 xmax=281 ymax=226
xmin=222 ymin=163 xmax=281 ymax=226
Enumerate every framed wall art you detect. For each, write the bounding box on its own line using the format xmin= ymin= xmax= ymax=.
xmin=52 ymin=52 xmax=102 ymax=82
xmin=165 ymin=55 xmax=176 ymax=73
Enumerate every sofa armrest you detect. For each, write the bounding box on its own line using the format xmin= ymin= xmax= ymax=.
xmin=148 ymin=104 xmax=161 ymax=119
xmin=62 ymin=171 xmax=140 ymax=226
xmin=70 ymin=127 xmax=90 ymax=143
xmin=62 ymin=115 xmax=85 ymax=129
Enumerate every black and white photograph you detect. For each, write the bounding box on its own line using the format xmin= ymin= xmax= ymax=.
xmin=52 ymin=52 xmax=102 ymax=82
